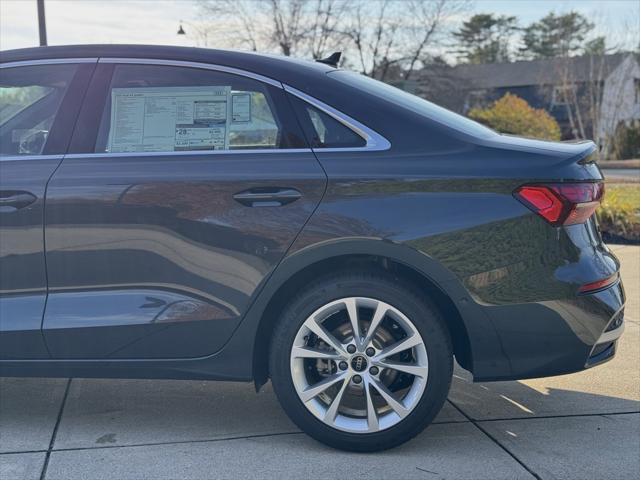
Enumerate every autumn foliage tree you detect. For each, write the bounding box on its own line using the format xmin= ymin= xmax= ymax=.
xmin=468 ymin=93 xmax=561 ymax=140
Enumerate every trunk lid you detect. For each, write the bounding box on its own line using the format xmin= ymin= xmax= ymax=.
xmin=479 ymin=134 xmax=601 ymax=181
xmin=491 ymin=135 xmax=597 ymax=163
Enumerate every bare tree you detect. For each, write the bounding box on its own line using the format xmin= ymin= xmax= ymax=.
xmin=554 ymin=58 xmax=589 ymax=140
xmin=269 ymin=0 xmax=306 ymax=56
xmin=338 ymin=0 xmax=470 ymax=81
xmin=305 ymin=0 xmax=350 ymax=60
xmin=544 ymin=5 xmax=640 ymax=159
xmin=545 ymin=51 xmax=639 ymax=161
xmin=197 ymin=0 xmax=471 ymax=80
xmin=198 ymin=0 xmax=263 ymax=51
xmin=595 ymin=55 xmax=639 ymax=158
xmin=198 ymin=0 xmax=347 ymax=57
xmin=339 ymin=0 xmax=400 ymax=79
xmin=402 ymin=0 xmax=470 ymax=80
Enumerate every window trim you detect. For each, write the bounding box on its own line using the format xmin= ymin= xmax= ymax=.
xmin=97 ymin=57 xmax=283 ymax=90
xmin=0 ymin=58 xmax=98 ymax=69
xmin=284 ymin=85 xmax=390 ymax=152
xmin=1 ymin=57 xmax=391 ymax=157
xmin=0 ymin=154 xmax=65 ymax=162
xmin=64 ymin=149 xmax=312 ymax=159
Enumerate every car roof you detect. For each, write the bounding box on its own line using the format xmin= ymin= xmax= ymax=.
xmin=0 ymin=44 xmax=335 ymax=85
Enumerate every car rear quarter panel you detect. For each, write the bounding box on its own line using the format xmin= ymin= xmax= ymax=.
xmin=288 ymin=137 xmax=620 ymax=379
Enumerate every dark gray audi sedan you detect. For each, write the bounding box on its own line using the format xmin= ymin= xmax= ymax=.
xmin=0 ymin=45 xmax=625 ymax=451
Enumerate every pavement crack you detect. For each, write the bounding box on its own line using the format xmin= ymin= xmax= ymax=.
xmin=456 ymin=410 xmax=640 ymax=424
xmin=416 ymin=466 xmax=440 ymax=475
xmin=47 ymin=431 xmax=304 ymax=454
xmin=39 ymin=377 xmax=72 ymax=480
xmin=447 ymin=400 xmax=543 ymax=480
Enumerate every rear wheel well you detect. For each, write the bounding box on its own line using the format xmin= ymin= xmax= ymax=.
xmin=253 ymin=255 xmax=472 ymax=389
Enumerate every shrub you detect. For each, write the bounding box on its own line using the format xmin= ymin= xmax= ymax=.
xmin=597 ymin=185 xmax=640 ymax=243
xmin=469 ymin=93 xmax=561 ymax=141
xmin=611 ymin=120 xmax=640 ymax=160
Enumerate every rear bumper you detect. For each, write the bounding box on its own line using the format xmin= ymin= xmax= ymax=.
xmin=594 ymin=319 xmax=624 ymax=346
xmin=584 ymin=300 xmax=625 ymax=368
xmin=474 ymin=278 xmax=626 ymax=381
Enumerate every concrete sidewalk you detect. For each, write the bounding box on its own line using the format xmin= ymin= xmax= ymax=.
xmin=1 ymin=246 xmax=639 ymax=480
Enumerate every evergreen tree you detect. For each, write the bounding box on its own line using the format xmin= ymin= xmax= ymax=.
xmin=521 ymin=12 xmax=595 ymax=58
xmin=453 ymin=13 xmax=519 ymax=64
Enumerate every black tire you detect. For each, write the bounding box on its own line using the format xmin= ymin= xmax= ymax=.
xmin=269 ymin=269 xmax=453 ymax=452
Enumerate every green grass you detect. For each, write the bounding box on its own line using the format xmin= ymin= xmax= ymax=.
xmin=604 ymin=184 xmax=640 ymax=213
xmin=597 ymin=183 xmax=640 ymax=242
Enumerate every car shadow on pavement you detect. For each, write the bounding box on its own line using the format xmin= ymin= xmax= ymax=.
xmin=447 ymin=374 xmax=640 ymax=421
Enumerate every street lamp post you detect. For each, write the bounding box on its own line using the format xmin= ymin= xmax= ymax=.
xmin=37 ymin=0 xmax=47 ymax=46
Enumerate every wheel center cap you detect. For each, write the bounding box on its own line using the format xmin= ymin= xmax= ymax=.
xmin=351 ymin=355 xmax=368 ymax=372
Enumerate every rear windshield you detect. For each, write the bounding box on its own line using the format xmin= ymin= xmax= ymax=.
xmin=328 ymin=70 xmax=496 ymax=139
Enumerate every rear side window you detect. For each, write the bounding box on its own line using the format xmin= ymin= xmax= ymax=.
xmin=289 ymin=96 xmax=366 ymax=149
xmin=329 ymin=69 xmax=496 ymax=139
xmin=0 ymin=64 xmax=76 ymax=155
xmin=95 ymin=64 xmax=302 ymax=153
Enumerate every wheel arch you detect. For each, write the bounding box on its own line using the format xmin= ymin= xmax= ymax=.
xmin=248 ymin=239 xmax=478 ymax=389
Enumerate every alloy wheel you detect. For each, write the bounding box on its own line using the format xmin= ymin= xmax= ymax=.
xmin=289 ymin=297 xmax=429 ymax=433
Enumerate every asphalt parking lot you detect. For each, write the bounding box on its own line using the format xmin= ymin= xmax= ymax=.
xmin=1 ymin=245 xmax=638 ymax=480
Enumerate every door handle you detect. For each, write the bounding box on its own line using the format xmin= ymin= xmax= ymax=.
xmin=233 ymin=187 xmax=302 ymax=207
xmin=0 ymin=191 xmax=37 ymax=212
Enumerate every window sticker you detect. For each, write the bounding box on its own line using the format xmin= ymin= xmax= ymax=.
xmin=231 ymin=93 xmax=252 ymax=123
xmin=107 ymin=86 xmax=232 ymax=152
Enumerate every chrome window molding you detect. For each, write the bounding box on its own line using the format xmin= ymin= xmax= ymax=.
xmin=0 ymin=58 xmax=98 ymax=68
xmin=0 ymin=154 xmax=64 ymax=162
xmin=98 ymin=58 xmax=283 ymax=89
xmin=64 ymin=149 xmax=313 ymax=160
xmin=283 ymin=85 xmax=391 ymax=152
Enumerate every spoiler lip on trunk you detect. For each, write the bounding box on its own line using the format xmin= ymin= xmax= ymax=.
xmin=474 ymin=135 xmax=602 ymax=181
xmin=556 ymin=139 xmax=598 ymax=165
xmin=510 ymin=136 xmax=596 ymax=163
xmin=479 ymin=134 xmax=597 ymax=158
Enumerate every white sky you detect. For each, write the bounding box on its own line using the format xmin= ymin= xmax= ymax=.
xmin=0 ymin=0 xmax=637 ymax=53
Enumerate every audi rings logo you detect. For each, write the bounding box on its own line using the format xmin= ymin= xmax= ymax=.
xmin=351 ymin=355 xmax=367 ymax=372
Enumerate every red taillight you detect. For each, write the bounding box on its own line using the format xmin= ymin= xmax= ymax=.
xmin=514 ymin=182 xmax=604 ymax=226
xmin=579 ymin=272 xmax=619 ymax=294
